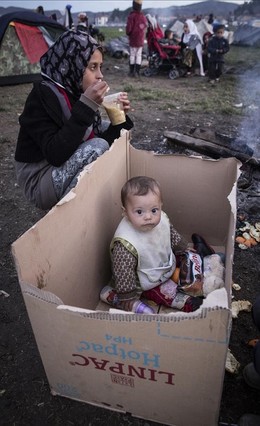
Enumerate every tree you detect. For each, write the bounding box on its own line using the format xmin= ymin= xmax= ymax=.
xmin=234 ymin=0 xmax=260 ymax=17
xmin=108 ymin=8 xmax=131 ymax=23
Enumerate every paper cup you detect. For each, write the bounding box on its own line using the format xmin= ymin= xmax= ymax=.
xmin=102 ymin=92 xmax=126 ymax=125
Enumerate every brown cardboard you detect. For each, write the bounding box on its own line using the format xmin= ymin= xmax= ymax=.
xmin=12 ymin=132 xmax=240 ymax=426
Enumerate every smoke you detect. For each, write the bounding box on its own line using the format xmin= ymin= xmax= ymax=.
xmin=235 ymin=64 xmax=260 ymax=158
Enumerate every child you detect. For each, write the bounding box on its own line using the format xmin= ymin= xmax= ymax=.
xmin=102 ymin=176 xmax=203 ymax=313
xmin=159 ymin=29 xmax=180 ymax=46
xmin=207 ymin=24 xmax=229 ymax=84
xmin=202 ymin=31 xmax=212 ymax=75
xmin=180 ymin=19 xmax=205 ymax=76
xmin=126 ymin=0 xmax=147 ymax=77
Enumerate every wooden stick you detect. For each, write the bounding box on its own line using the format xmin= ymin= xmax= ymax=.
xmin=164 ymin=130 xmax=260 ymax=167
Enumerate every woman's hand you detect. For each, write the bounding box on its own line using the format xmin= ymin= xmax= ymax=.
xmin=119 ymin=92 xmax=131 ymax=114
xmin=83 ymin=80 xmax=109 ymax=105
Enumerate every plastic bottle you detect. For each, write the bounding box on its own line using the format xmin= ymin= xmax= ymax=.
xmin=131 ymin=300 xmax=155 ymax=314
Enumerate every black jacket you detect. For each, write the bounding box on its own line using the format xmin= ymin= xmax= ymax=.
xmin=15 ymin=81 xmax=133 ymax=167
xmin=207 ymin=36 xmax=229 ymax=63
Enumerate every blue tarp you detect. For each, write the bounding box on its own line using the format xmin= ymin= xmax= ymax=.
xmin=233 ymin=24 xmax=260 ymax=47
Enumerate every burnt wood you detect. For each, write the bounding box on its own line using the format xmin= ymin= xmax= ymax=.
xmin=164 ymin=130 xmax=260 ymax=167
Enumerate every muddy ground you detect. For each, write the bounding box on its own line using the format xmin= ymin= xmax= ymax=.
xmin=1 ymin=52 xmax=260 ymax=425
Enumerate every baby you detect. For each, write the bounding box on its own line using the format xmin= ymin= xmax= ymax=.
xmin=101 ymin=176 xmax=203 ymax=313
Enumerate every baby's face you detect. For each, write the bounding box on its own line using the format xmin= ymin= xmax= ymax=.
xmin=124 ymin=190 xmax=162 ymax=232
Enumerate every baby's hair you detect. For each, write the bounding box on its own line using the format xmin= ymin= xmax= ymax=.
xmin=164 ymin=29 xmax=173 ymax=38
xmin=121 ymin=176 xmax=162 ymax=207
xmin=214 ymin=24 xmax=225 ymax=33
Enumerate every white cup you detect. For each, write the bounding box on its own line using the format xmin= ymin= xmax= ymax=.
xmin=102 ymin=92 xmax=126 ymax=125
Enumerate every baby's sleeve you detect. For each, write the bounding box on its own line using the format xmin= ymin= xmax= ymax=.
xmin=111 ymin=241 xmax=139 ymax=301
xmin=170 ymin=224 xmax=189 ymax=253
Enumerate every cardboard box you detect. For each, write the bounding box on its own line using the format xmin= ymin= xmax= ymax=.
xmin=12 ymin=132 xmax=240 ymax=426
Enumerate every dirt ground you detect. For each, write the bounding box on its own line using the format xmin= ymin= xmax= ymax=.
xmin=1 ymin=53 xmax=260 ymax=426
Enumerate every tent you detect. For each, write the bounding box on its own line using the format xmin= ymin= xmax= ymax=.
xmin=0 ymin=11 xmax=65 ymax=85
xmin=233 ymin=24 xmax=260 ymax=47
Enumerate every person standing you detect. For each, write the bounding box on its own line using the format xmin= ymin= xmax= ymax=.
xmin=36 ymin=5 xmax=44 ymax=15
xmin=64 ymin=4 xmax=74 ymax=29
xmin=126 ymin=0 xmax=147 ymax=77
xmin=179 ymin=19 xmax=205 ymax=77
xmin=77 ymin=12 xmax=89 ymax=33
xmin=208 ymin=13 xmax=214 ymax=25
xmin=207 ymin=24 xmax=229 ymax=84
xmin=202 ymin=31 xmax=213 ymax=75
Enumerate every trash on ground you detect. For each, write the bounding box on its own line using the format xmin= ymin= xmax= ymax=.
xmin=231 ymin=300 xmax=252 ymax=318
xmin=225 ymin=348 xmax=240 ymax=374
xmin=0 ymin=290 xmax=10 ymax=298
xmin=235 ymin=221 xmax=260 ymax=249
xmin=232 ymin=282 xmax=241 ymax=291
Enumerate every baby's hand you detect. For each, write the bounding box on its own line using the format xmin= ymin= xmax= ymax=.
xmin=119 ymin=92 xmax=131 ymax=114
xmin=83 ymin=80 xmax=109 ymax=105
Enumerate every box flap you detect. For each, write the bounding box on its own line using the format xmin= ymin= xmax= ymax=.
xmin=129 ymin=145 xmax=240 ymax=245
xmin=12 ymin=135 xmax=129 ymax=308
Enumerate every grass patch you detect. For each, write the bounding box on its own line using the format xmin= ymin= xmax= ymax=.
xmin=99 ymin=27 xmax=126 ymax=42
xmin=220 ymin=104 xmax=242 ymax=115
xmin=122 ymin=83 xmax=134 ymax=92
xmin=122 ymin=85 xmax=170 ymax=102
xmin=226 ymin=45 xmax=260 ymax=68
xmin=124 ymin=76 xmax=244 ymax=114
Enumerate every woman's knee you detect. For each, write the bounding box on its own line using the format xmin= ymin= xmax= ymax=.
xmin=81 ymin=138 xmax=109 ymax=155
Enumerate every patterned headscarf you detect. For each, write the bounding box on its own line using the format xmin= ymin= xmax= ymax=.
xmin=40 ymin=30 xmax=101 ymax=98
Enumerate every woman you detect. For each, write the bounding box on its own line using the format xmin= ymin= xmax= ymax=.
xmin=180 ymin=19 xmax=205 ymax=76
xmin=15 ymin=30 xmax=133 ymax=210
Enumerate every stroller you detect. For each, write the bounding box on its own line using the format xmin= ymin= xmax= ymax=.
xmin=144 ymin=25 xmax=184 ymax=80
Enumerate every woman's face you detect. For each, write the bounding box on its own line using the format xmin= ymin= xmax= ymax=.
xmin=82 ymin=49 xmax=103 ymax=92
xmin=184 ymin=23 xmax=190 ymax=33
